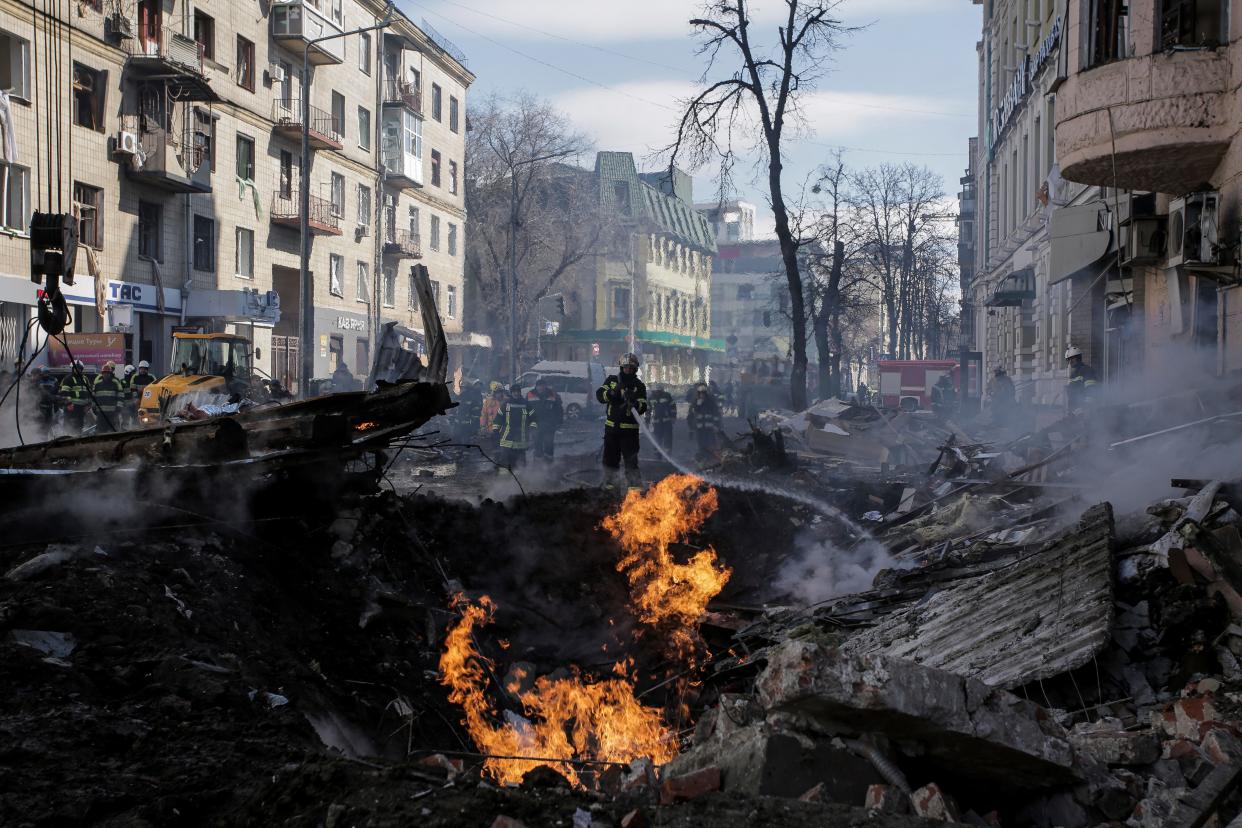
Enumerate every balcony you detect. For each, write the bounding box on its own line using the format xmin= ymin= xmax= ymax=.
xmin=271 ymin=191 xmax=342 ymax=235
xmin=272 ymin=100 xmax=343 ymax=150
xmin=381 ymin=109 xmax=423 ymax=190
xmin=382 ymin=229 xmax=422 ymax=259
xmin=119 ymin=117 xmax=211 ymax=194
xmin=382 ymin=79 xmax=422 ymax=116
xmin=123 ymin=25 xmax=217 ymax=101
xmin=1056 ymin=18 xmax=1230 ymax=194
xmin=270 ymin=0 xmax=345 ymax=65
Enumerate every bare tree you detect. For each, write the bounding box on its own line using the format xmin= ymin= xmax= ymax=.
xmin=669 ymin=0 xmax=855 ymax=411
xmin=466 ymin=93 xmax=595 ymax=378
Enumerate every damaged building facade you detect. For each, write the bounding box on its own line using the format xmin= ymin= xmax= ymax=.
xmin=968 ymin=0 xmax=1242 ymax=399
xmin=546 ymin=152 xmax=723 ymax=384
xmin=0 ymin=0 xmax=476 ymax=389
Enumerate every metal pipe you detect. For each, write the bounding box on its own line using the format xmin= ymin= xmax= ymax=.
xmin=300 ymin=7 xmax=395 ymax=399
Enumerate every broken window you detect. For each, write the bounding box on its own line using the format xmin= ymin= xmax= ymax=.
xmin=193 ymin=108 xmax=214 ymax=172
xmin=356 ymin=261 xmax=369 ymax=303
xmin=236 ymin=36 xmax=254 ymax=91
xmin=194 ymin=10 xmax=214 ymax=61
xmin=72 ymin=63 xmax=105 ymax=131
xmin=449 ymin=160 xmax=458 ymax=195
xmin=236 ymin=134 xmax=255 ymax=181
xmin=0 ymin=30 xmax=30 ymax=99
xmin=358 ymin=106 xmax=371 ymax=151
xmin=407 ymin=268 xmax=418 ymax=310
xmin=329 ymin=254 xmax=343 ymax=297
xmin=193 ymin=214 xmax=214 ymax=271
xmin=1160 ymin=0 xmax=1224 ymax=50
xmin=431 ymin=150 xmax=441 ymax=187
xmin=357 ymin=183 xmax=371 ymax=230
xmin=0 ymin=163 xmax=28 ymax=232
xmin=279 ymin=150 xmax=293 ymax=199
xmin=138 ymin=200 xmax=162 ymax=261
xmin=73 ymin=182 xmax=102 ymax=249
xmin=1087 ymin=0 xmax=1128 ymax=67
xmin=330 ymin=172 xmax=344 ymax=218
xmin=235 ymin=227 xmax=254 ymax=279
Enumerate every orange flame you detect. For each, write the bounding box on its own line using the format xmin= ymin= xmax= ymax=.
xmin=601 ymin=474 xmax=731 ymax=661
xmin=439 ymin=594 xmax=677 ymax=787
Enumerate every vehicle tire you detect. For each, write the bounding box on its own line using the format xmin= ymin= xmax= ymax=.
xmin=566 ymin=403 xmax=582 ymax=420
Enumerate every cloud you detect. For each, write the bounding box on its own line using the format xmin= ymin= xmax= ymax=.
xmin=416 ymin=0 xmax=953 ymax=44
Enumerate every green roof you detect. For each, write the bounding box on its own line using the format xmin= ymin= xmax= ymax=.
xmin=557 ymin=328 xmax=725 ymax=353
xmin=593 ymin=152 xmax=717 ymax=254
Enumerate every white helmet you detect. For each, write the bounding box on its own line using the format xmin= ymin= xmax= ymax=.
xmin=138 ymin=360 xmax=150 ymax=369
xmin=1064 ymin=346 xmax=1082 ymax=361
xmin=123 ymin=364 xmax=135 ymax=376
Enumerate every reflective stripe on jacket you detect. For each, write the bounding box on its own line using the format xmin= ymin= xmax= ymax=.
xmin=59 ymin=374 xmax=90 ymax=405
xmin=92 ymin=374 xmax=126 ymax=412
xmin=493 ymin=400 xmax=531 ymax=449
xmin=595 ymin=375 xmax=647 ymax=429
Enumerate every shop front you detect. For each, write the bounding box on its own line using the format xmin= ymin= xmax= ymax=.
xmin=313 ymin=307 xmax=371 ymax=384
xmin=58 ymin=279 xmax=184 ymax=375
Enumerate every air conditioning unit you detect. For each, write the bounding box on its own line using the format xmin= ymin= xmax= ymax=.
xmin=1117 ymin=191 xmax=1159 ymax=227
xmin=106 ymin=13 xmax=134 ymax=39
xmin=1120 ymin=218 xmax=1165 ymax=267
xmin=265 ymin=64 xmax=286 ymax=85
xmin=1168 ymin=191 xmax=1231 ymax=271
xmin=114 ymin=130 xmax=139 ymax=156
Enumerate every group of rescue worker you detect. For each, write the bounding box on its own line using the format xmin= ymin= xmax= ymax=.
xmin=450 ymin=375 xmax=566 ymax=471
xmin=929 ymin=345 xmax=1098 ymax=422
xmin=25 ymin=359 xmax=155 ymax=436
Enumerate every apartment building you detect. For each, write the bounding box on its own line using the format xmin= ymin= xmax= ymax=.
xmin=0 ymin=0 xmax=472 ymax=389
xmin=546 ymin=152 xmax=722 ymax=385
xmin=694 ymin=199 xmax=756 ymax=245
xmin=1054 ymin=0 xmax=1237 ymax=383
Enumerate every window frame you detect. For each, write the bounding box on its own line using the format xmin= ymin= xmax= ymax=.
xmin=71 ymin=62 xmax=106 ymax=132
xmin=357 ymin=183 xmax=371 ymax=230
xmin=193 ymin=10 xmax=214 ymax=61
xmin=383 ymin=266 xmax=396 ymax=307
xmin=0 ymin=162 xmax=28 ymax=233
xmin=449 ymin=95 xmax=459 ymax=133
xmin=446 ymin=283 xmax=457 ymax=319
xmin=430 ymin=149 xmax=441 ymax=187
xmin=236 ymin=35 xmax=255 ymax=91
xmin=447 ymin=222 xmax=457 ymax=256
xmin=329 ymin=253 xmax=344 ymax=297
xmin=407 ymin=268 xmax=418 ymax=310
xmin=431 ymin=83 xmax=442 ymax=121
xmin=331 ymin=91 xmax=346 ymax=140
xmin=137 ymin=200 xmax=163 ymax=262
xmin=73 ymin=181 xmax=103 ymax=250
xmin=193 ymin=214 xmax=214 ymax=272
xmin=279 ymin=149 xmax=293 ymax=199
xmin=235 ymin=226 xmax=254 ymax=279
xmin=0 ymin=30 xmax=31 ymax=100
xmin=235 ymin=134 xmax=255 ymax=181
xmin=356 ymin=260 xmax=369 ymax=303
xmin=449 ymin=160 xmax=458 ymax=195
xmin=430 ymin=214 xmax=440 ymax=251
xmin=359 ymin=31 xmax=371 ymax=75
xmin=358 ymin=105 xmax=371 ymax=151
xmin=330 ymin=172 xmax=345 ymax=218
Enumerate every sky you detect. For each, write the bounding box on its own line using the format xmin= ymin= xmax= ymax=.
xmin=405 ymin=0 xmax=983 ymax=237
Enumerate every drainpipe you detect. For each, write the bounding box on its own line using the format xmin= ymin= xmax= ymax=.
xmin=182 ymin=192 xmax=191 ymax=326
xmin=371 ymin=35 xmax=384 ymax=368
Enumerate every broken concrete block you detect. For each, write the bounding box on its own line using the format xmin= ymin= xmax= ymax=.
xmin=662 ymin=722 xmax=882 ymax=801
xmin=755 ymin=641 xmax=1078 ymax=790
xmin=1068 ymin=720 xmax=1160 ymax=766
xmin=619 ymin=810 xmax=647 ymax=828
xmin=910 ymin=783 xmax=959 ymax=822
xmin=1128 ymin=782 xmax=1182 ymax=828
xmin=1153 ymin=696 xmax=1222 ymax=741
xmin=1200 ymin=728 xmax=1242 ymax=765
xmin=659 ymin=766 xmax=721 ymax=805
xmin=865 ymin=784 xmax=910 ymax=815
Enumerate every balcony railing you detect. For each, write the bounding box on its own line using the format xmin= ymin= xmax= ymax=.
xmin=122 ymin=24 xmax=217 ymax=100
xmin=272 ymin=99 xmax=343 ymax=150
xmin=271 ymin=191 xmax=342 ymax=235
xmin=382 ymin=228 xmax=422 ymax=259
xmin=382 ymin=79 xmax=422 ymax=115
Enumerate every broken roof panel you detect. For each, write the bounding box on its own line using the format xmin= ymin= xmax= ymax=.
xmin=844 ymin=503 xmax=1115 ymax=689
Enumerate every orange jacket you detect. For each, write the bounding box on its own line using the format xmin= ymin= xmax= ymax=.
xmin=480 ymin=397 xmax=502 ymax=431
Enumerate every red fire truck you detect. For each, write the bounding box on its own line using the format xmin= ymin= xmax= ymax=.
xmin=876 ymin=359 xmax=959 ymax=410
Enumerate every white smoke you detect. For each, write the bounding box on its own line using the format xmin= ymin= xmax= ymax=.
xmin=772 ymin=532 xmax=897 ymax=606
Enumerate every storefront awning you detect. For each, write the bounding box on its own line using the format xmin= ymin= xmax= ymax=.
xmin=988 ymin=266 xmax=1036 ymax=307
xmin=1050 ymin=202 xmax=1113 ymax=285
xmin=556 ymin=328 xmax=726 ymax=353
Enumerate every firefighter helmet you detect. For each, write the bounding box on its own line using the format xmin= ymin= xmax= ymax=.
xmin=123 ymin=364 xmax=135 ymax=376
xmin=619 ymin=352 xmax=640 ymax=369
xmin=138 ymin=360 xmax=150 ymax=369
xmin=102 ymin=361 xmax=116 ymax=372
xmin=1064 ymin=346 xmax=1083 ymax=361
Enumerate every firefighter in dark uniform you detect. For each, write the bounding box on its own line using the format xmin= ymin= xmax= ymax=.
xmin=526 ymin=377 xmax=563 ymax=462
xmin=29 ymin=366 xmax=59 ymax=437
xmin=645 ymin=384 xmax=677 ymax=452
xmin=687 ymin=382 xmax=723 ymax=464
xmin=92 ymin=360 xmax=126 ymax=433
xmin=1064 ymin=346 xmax=1098 ymax=414
xmin=491 ymin=382 xmax=532 ymax=471
xmin=596 ymin=352 xmax=648 ymax=488
xmin=59 ymin=360 xmax=91 ymax=434
xmin=455 ymin=377 xmax=484 ymax=443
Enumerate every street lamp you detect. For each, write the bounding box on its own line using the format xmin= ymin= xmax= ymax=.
xmin=299 ymin=5 xmax=395 ymax=398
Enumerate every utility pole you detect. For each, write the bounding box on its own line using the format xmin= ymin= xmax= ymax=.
xmin=299 ymin=7 xmax=394 ymax=399
xmin=506 ymin=173 xmax=519 ymax=380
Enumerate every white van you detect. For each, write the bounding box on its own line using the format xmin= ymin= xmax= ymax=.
xmin=518 ymin=360 xmax=607 ymax=419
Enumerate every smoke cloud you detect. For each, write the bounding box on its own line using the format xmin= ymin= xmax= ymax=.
xmin=772 ymin=531 xmax=896 ymax=606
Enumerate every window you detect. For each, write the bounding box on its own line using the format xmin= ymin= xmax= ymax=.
xmin=0 ymin=163 xmax=27 ymax=231
xmin=236 ymin=36 xmax=254 ymax=91
xmin=449 ymin=96 xmax=459 ymax=133
xmin=0 ymin=30 xmax=30 ymax=99
xmin=408 ymin=268 xmax=418 ymax=310
xmin=330 ymin=172 xmax=344 ymax=217
xmin=356 ymin=340 xmax=369 ymax=375
xmin=235 ymin=227 xmax=254 ymax=279
xmin=1160 ymin=0 xmax=1224 ymax=50
xmin=408 ymin=205 xmax=419 ymax=236
xmin=383 ymin=267 xmax=395 ymax=307
xmin=449 ymin=160 xmax=458 ymax=195
xmin=73 ymin=182 xmax=102 ymax=249
xmin=279 ymin=149 xmax=293 ymax=199
xmin=193 ymin=215 xmax=214 ymax=271
xmin=194 ymin=10 xmax=214 ymax=61
xmin=332 ymin=91 xmax=345 ymax=139
xmin=71 ymin=63 xmax=105 ymax=131
xmin=235 ymin=134 xmax=255 ymax=181
xmin=431 ymin=150 xmax=441 ymax=187
xmin=1087 ymin=0 xmax=1127 ymax=67
xmin=358 ymin=106 xmax=371 ymax=151
xmin=736 ymin=284 xmax=753 ymax=301
xmin=431 ymin=280 xmax=441 ymax=307
xmin=359 ymin=32 xmax=371 ymax=74
xmin=138 ymin=201 xmax=162 ymax=261
xmin=613 ymin=181 xmax=631 ymax=214
xmin=446 ymin=284 xmax=457 ymax=319
xmin=194 ymin=108 xmax=214 ymax=171
xmin=357 ymin=184 xmax=371 ymax=230
xmin=329 ymin=254 xmax=343 ymax=297
xmin=431 ymin=83 xmax=442 ymax=120
xmin=447 ymin=222 xmax=457 ymax=256
xmin=611 ymin=286 xmax=630 ymax=322
xmin=430 ymin=214 xmax=440 ymax=251
xmin=356 ymin=261 xmax=369 ymax=303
